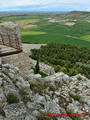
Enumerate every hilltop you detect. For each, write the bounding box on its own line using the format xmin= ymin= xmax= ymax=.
xmin=0 ymin=64 xmax=90 ymax=120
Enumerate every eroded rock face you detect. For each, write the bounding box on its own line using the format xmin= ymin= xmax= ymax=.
xmin=45 ymin=101 xmax=64 ymax=114
xmin=44 ymin=72 xmax=70 ymax=84
xmin=0 ymin=77 xmax=3 ymax=86
xmin=3 ymin=103 xmax=27 ymax=120
xmin=16 ymin=76 xmax=30 ymax=93
xmin=0 ymin=88 xmax=7 ymax=106
xmin=30 ymin=58 xmax=55 ymax=75
xmin=0 ymin=64 xmax=90 ymax=120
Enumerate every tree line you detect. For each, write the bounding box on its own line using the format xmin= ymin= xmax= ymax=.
xmin=30 ymin=43 xmax=90 ymax=79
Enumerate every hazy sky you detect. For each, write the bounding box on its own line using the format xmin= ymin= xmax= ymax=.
xmin=0 ymin=0 xmax=90 ymax=12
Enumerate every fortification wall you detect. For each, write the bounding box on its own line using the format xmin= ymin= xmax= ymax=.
xmin=0 ymin=22 xmax=22 ymax=50
xmin=0 ymin=22 xmax=29 ymax=71
xmin=2 ymin=52 xmax=30 ymax=71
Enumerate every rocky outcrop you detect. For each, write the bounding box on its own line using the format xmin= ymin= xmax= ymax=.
xmin=3 ymin=103 xmax=27 ymax=120
xmin=0 ymin=64 xmax=89 ymax=120
xmin=30 ymin=58 xmax=55 ymax=75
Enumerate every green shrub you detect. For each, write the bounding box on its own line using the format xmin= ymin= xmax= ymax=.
xmin=49 ymin=85 xmax=56 ymax=91
xmin=35 ymin=59 xmax=40 ymax=74
xmin=19 ymin=89 xmax=29 ymax=104
xmin=59 ymin=99 xmax=63 ymax=105
xmin=54 ymin=65 xmax=60 ymax=72
xmin=69 ymin=94 xmax=81 ymax=101
xmin=29 ymin=80 xmax=48 ymax=94
xmin=7 ymin=93 xmax=19 ymax=104
xmin=19 ymin=89 xmax=28 ymax=96
xmin=85 ymin=85 xmax=88 ymax=88
xmin=32 ymin=67 xmax=48 ymax=78
xmin=77 ymin=76 xmax=82 ymax=80
xmin=39 ymin=72 xmax=48 ymax=78
xmin=22 ymin=96 xmax=30 ymax=104
xmin=30 ymin=43 xmax=90 ymax=79
xmin=28 ymin=80 xmax=37 ymax=89
xmin=37 ymin=113 xmax=51 ymax=120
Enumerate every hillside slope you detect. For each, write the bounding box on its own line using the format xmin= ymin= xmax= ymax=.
xmin=0 ymin=64 xmax=90 ymax=120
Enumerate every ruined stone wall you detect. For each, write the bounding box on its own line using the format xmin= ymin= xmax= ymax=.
xmin=2 ymin=52 xmax=30 ymax=71
xmin=30 ymin=58 xmax=55 ymax=75
xmin=0 ymin=22 xmax=30 ymax=72
xmin=0 ymin=22 xmax=22 ymax=50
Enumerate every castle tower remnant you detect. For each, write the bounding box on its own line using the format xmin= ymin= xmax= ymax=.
xmin=0 ymin=21 xmax=22 ymax=57
xmin=0 ymin=22 xmax=30 ymax=71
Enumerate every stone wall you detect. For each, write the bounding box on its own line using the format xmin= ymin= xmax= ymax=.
xmin=0 ymin=22 xmax=31 ymax=72
xmin=30 ymin=58 xmax=55 ymax=75
xmin=0 ymin=21 xmax=22 ymax=50
xmin=2 ymin=52 xmax=30 ymax=71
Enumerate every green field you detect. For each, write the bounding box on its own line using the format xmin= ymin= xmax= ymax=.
xmin=0 ymin=12 xmax=90 ymax=48
xmin=80 ymin=35 xmax=90 ymax=41
xmin=17 ymin=19 xmax=39 ymax=27
xmin=21 ymin=22 xmax=90 ymax=48
xmin=21 ymin=30 xmax=46 ymax=35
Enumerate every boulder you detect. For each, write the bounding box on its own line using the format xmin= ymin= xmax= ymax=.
xmin=0 ymin=77 xmax=3 ymax=86
xmin=25 ymin=115 xmax=37 ymax=120
xmin=67 ymin=103 xmax=80 ymax=113
xmin=0 ymin=88 xmax=6 ymax=106
xmin=3 ymin=103 xmax=27 ymax=120
xmin=29 ymin=74 xmax=42 ymax=81
xmin=33 ymin=93 xmax=46 ymax=104
xmin=4 ymin=85 xmax=18 ymax=96
xmin=16 ymin=76 xmax=30 ymax=92
xmin=84 ymin=104 xmax=90 ymax=114
xmin=34 ymin=74 xmax=42 ymax=81
xmin=8 ymin=73 xmax=14 ymax=79
xmin=45 ymin=101 xmax=60 ymax=114
xmin=62 ymin=75 xmax=70 ymax=83
xmin=0 ymin=115 xmax=4 ymax=120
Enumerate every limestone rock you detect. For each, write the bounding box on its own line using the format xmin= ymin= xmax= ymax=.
xmin=3 ymin=103 xmax=27 ymax=120
xmin=0 ymin=88 xmax=6 ymax=106
xmin=0 ymin=77 xmax=3 ymax=86
xmin=16 ymin=76 xmax=30 ymax=92
xmin=45 ymin=101 xmax=61 ymax=114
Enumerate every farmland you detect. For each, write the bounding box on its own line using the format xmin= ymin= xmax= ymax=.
xmin=80 ymin=35 xmax=90 ymax=41
xmin=0 ymin=12 xmax=90 ymax=48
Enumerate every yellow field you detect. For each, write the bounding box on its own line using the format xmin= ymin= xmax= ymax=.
xmin=17 ymin=19 xmax=39 ymax=27
xmin=80 ymin=35 xmax=90 ymax=41
xmin=21 ymin=31 xmax=46 ymax=35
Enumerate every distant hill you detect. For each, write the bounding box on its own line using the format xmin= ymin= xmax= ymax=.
xmin=66 ymin=11 xmax=90 ymax=16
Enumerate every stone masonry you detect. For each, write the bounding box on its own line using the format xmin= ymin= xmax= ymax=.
xmin=0 ymin=22 xmax=30 ymax=71
xmin=0 ymin=21 xmax=22 ymax=50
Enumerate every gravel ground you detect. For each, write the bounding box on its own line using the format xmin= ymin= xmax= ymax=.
xmin=22 ymin=44 xmax=46 ymax=54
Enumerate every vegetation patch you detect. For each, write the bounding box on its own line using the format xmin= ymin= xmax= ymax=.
xmin=69 ymin=94 xmax=81 ymax=101
xmin=37 ymin=113 xmax=51 ymax=120
xmin=17 ymin=19 xmax=39 ymax=27
xmin=32 ymin=66 xmax=48 ymax=78
xmin=6 ymin=93 xmax=19 ymax=104
xmin=1 ymin=13 xmax=90 ymax=48
xmin=21 ymin=31 xmax=46 ymax=36
xmin=30 ymin=43 xmax=90 ymax=79
xmin=28 ymin=79 xmax=48 ymax=95
xmin=80 ymin=35 xmax=90 ymax=41
xmin=19 ymin=89 xmax=29 ymax=104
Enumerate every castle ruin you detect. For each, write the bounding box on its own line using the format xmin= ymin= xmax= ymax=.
xmin=0 ymin=22 xmax=30 ymax=71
